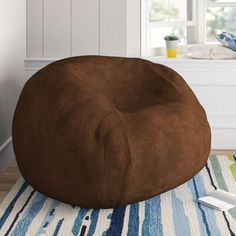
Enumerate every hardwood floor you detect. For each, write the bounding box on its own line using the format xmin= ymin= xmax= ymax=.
xmin=0 ymin=150 xmax=235 ymax=204
xmin=0 ymin=160 xmax=20 ymax=203
xmin=210 ymin=150 xmax=236 ymax=155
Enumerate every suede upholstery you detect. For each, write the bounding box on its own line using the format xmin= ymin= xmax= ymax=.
xmin=12 ymin=56 xmax=211 ymax=209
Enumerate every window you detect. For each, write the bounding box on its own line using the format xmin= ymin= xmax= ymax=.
xmin=146 ymin=0 xmax=195 ymax=48
xmin=206 ymin=0 xmax=236 ymax=42
xmin=142 ymin=0 xmax=236 ymax=56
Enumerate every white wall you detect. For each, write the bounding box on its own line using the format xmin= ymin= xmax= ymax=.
xmin=0 ymin=0 xmax=26 ymax=174
xmin=26 ymin=0 xmax=141 ymax=58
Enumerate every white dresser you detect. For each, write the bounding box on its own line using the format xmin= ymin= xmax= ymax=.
xmin=149 ymin=57 xmax=236 ymax=149
xmin=25 ymin=57 xmax=236 ymax=150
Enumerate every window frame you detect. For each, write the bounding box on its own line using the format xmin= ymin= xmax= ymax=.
xmin=205 ymin=0 xmax=236 ymax=42
xmin=141 ymin=0 xmax=236 ymax=57
xmin=207 ymin=0 xmax=236 ymax=7
xmin=141 ymin=0 xmax=199 ymax=57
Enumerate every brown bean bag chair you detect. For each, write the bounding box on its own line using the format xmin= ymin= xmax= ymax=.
xmin=12 ymin=56 xmax=211 ymax=209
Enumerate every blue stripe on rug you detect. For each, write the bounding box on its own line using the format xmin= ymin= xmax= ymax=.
xmin=71 ymin=208 xmax=89 ymax=236
xmin=171 ymin=190 xmax=191 ymax=236
xmin=10 ymin=192 xmax=47 ymax=236
xmin=142 ymin=200 xmax=150 ymax=236
xmin=35 ymin=200 xmax=60 ymax=236
xmin=205 ymin=164 xmax=217 ymax=191
xmin=105 ymin=207 xmax=126 ymax=236
xmin=193 ymin=176 xmax=211 ymax=236
xmin=142 ymin=196 xmax=163 ymax=236
xmin=205 ymin=164 xmax=236 ymax=236
xmin=4 ymin=190 xmax=35 ymax=236
xmin=194 ymin=173 xmax=221 ymax=236
xmin=127 ymin=203 xmax=139 ymax=236
xmin=187 ymin=178 xmax=210 ymax=236
xmin=1 ymin=156 xmax=236 ymax=236
xmin=149 ymin=196 xmax=162 ymax=236
xmin=0 ymin=182 xmax=28 ymax=230
xmin=209 ymin=155 xmax=236 ymax=220
xmin=53 ymin=218 xmax=64 ymax=236
xmin=87 ymin=209 xmax=99 ymax=236
xmin=209 ymin=155 xmax=228 ymax=191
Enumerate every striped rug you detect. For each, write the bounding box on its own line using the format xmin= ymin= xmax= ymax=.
xmin=0 ymin=155 xmax=236 ymax=236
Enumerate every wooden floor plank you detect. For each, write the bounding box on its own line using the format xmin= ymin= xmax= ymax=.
xmin=0 ymin=159 xmax=20 ymax=203
xmin=0 ymin=191 xmax=8 ymax=203
xmin=211 ymin=150 xmax=236 ymax=155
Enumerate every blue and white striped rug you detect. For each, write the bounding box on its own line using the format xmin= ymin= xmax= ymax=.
xmin=0 ymin=155 xmax=236 ymax=236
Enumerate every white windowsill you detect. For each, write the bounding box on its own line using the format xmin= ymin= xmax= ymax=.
xmin=144 ymin=54 xmax=236 ymax=73
xmin=144 ymin=54 xmax=236 ymax=63
xmin=25 ymin=54 xmax=236 ymax=74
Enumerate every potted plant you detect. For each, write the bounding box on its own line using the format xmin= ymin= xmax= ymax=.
xmin=164 ymin=34 xmax=179 ymax=58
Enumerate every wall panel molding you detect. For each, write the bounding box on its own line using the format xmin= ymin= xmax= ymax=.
xmin=100 ymin=0 xmax=127 ymax=56
xmin=127 ymin=0 xmax=141 ymax=57
xmin=43 ymin=0 xmax=71 ymax=58
xmin=26 ymin=0 xmax=43 ymax=57
xmin=71 ymin=0 xmax=99 ymax=56
xmin=26 ymin=0 xmax=141 ymax=57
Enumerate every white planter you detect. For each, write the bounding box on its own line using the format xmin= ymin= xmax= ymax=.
xmin=165 ymin=40 xmax=179 ymax=58
xmin=165 ymin=40 xmax=179 ymax=49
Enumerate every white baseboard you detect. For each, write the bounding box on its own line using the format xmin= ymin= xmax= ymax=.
xmin=0 ymin=137 xmax=12 ymax=153
xmin=25 ymin=58 xmax=57 ymax=72
xmin=0 ymin=137 xmax=15 ymax=175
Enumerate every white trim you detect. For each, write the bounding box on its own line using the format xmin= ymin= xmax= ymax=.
xmin=148 ymin=21 xmax=195 ymax=28
xmin=99 ymin=0 xmax=101 ymax=55
xmin=207 ymin=0 xmax=236 ymax=6
xmin=70 ymin=0 xmax=72 ymax=56
xmin=141 ymin=0 xmax=148 ymax=57
xmin=42 ymin=0 xmax=44 ymax=57
xmin=0 ymin=137 xmax=12 ymax=153
xmin=25 ymin=56 xmax=236 ymax=72
xmin=196 ymin=0 xmax=206 ymax=43
xmin=187 ymin=0 xmax=198 ymax=43
xmin=25 ymin=58 xmax=58 ymax=71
